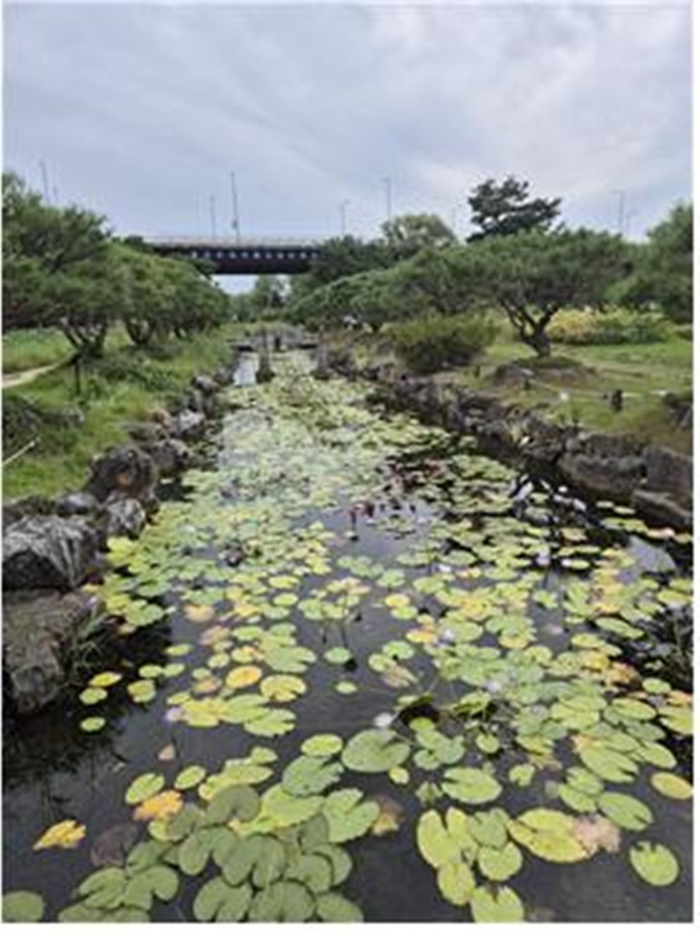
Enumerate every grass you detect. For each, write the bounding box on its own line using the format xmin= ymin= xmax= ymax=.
xmin=335 ymin=323 xmax=693 ymax=455
xmin=2 ymin=325 xmax=133 ymax=374
xmin=2 ymin=323 xmax=245 ymax=499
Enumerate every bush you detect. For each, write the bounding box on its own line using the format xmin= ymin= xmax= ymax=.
xmin=548 ymin=306 xmax=673 ymax=345
xmin=391 ymin=314 xmax=496 ymax=375
xmin=675 ymin=323 xmax=693 ymax=342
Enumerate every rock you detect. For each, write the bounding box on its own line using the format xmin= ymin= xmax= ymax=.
xmin=2 ymin=494 xmax=56 ymax=528
xmin=631 ymin=490 xmax=693 ymax=531
xmin=105 ymin=495 xmax=147 ymax=539
xmin=150 ymin=407 xmax=173 ymax=431
xmin=55 ymin=491 xmax=100 ymax=518
xmin=213 ymin=365 xmax=233 ymax=387
xmin=642 ymin=445 xmax=692 ymax=507
xmin=85 ymin=446 xmax=158 ymax=506
xmin=3 ymin=589 xmax=105 ymax=714
xmin=191 ymin=374 xmax=219 ymax=396
xmin=139 ymin=437 xmax=193 ymax=478
xmin=3 ymin=516 xmax=100 ymax=592
xmin=127 ymin=421 xmax=167 ymax=444
xmin=170 ymin=409 xmax=206 ymax=442
xmin=559 ymin=452 xmax=645 ymax=500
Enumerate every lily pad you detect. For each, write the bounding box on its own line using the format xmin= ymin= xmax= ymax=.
xmin=598 ymin=792 xmax=652 ymax=831
xmin=301 ymin=734 xmax=344 ymax=757
xmin=315 ymin=892 xmax=364 ymax=922
xmin=441 ymin=767 xmax=502 ymax=806
xmin=174 ymin=766 xmax=207 ymax=791
xmin=508 ymin=809 xmax=588 ymax=863
xmin=323 ymin=647 xmax=353 ymax=665
xmin=649 ymin=772 xmax=693 ymax=801
xmin=437 ymin=861 xmax=476 ymax=906
xmin=125 ymin=773 xmax=165 ymax=806
xmin=417 ymin=810 xmax=460 ymax=868
xmin=629 ymin=841 xmax=680 ymax=887
xmin=80 ymin=717 xmax=106 ymax=733
xmin=2 ymin=891 xmax=45 ymax=922
xmin=321 ymin=788 xmax=380 ymax=843
xmin=477 ymin=842 xmax=523 ymax=882
xmin=471 ymin=885 xmax=525 ymax=922
xmin=341 ymin=729 xmax=410 ymax=774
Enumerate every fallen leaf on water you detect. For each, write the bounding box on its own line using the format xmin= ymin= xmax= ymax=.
xmin=185 ymin=604 xmax=216 ymax=625
xmin=133 ymin=789 xmax=183 ymax=822
xmin=572 ymin=815 xmax=620 ymax=856
xmin=157 ymin=744 xmax=176 ymax=763
xmin=370 ymin=795 xmax=404 ymax=837
xmin=33 ymin=819 xmax=86 ymax=851
xmin=90 ymin=823 xmax=139 ymax=867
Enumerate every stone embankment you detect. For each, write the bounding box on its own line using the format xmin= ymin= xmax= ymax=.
xmin=2 ymin=364 xmax=235 ymax=716
xmin=353 ymin=366 xmax=692 ymax=533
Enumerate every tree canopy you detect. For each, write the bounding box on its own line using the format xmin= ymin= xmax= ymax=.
xmin=381 ymin=213 xmax=456 ymax=261
xmin=467 ymin=175 xmax=562 ymax=241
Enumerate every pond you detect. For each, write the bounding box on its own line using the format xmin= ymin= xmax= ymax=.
xmin=2 ymin=354 xmax=693 ymax=923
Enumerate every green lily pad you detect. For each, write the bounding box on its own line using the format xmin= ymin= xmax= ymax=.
xmin=286 ymin=853 xmax=334 ymax=894
xmin=598 ymin=792 xmax=653 ymax=831
xmin=203 ymin=785 xmax=260 ymax=825
xmin=441 ymin=767 xmax=502 ymax=806
xmin=245 ymin=708 xmax=296 ymax=737
xmin=629 ymin=841 xmax=680 ymax=887
xmin=262 ymin=786 xmax=324 ymax=827
xmin=193 ymin=877 xmax=252 ymax=922
xmin=79 ymin=687 xmax=107 ymax=706
xmin=125 ymin=773 xmax=165 ymax=806
xmin=471 ymin=884 xmax=525 ymax=922
xmin=301 ymin=734 xmax=344 ymax=757
xmin=579 ymin=745 xmax=638 ymax=783
xmin=2 ymin=891 xmax=46 ymax=922
xmin=477 ymin=842 xmax=523 ymax=882
xmin=80 ymin=717 xmax=106 ymax=733
xmin=315 ymin=892 xmax=364 ymax=922
xmin=321 ymin=788 xmax=380 ymax=843
xmin=649 ymin=772 xmax=693 ymax=800
xmin=282 ymin=756 xmax=344 ymax=797
xmin=324 ymin=647 xmax=353 ymax=665
xmin=341 ymin=729 xmax=410 ymax=774
xmin=437 ymin=861 xmax=476 ymax=906
xmin=417 ymin=811 xmax=461 ymax=869
xmin=175 ymin=766 xmax=207 ymax=791
xmin=335 ymin=680 xmax=358 ymax=695
xmin=247 ymin=880 xmax=314 ymax=922
xmin=508 ymin=809 xmax=588 ymax=863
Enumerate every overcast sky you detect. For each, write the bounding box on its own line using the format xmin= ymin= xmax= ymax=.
xmin=3 ymin=0 xmax=692 ymax=251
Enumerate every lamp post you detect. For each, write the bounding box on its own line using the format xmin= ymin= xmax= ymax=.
xmin=340 ymin=199 xmax=350 ymax=236
xmin=382 ymin=176 xmax=392 ymax=224
xmin=230 ymin=171 xmax=240 ymax=242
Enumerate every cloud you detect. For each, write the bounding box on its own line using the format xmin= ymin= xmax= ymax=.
xmin=3 ymin=1 xmax=691 ymax=246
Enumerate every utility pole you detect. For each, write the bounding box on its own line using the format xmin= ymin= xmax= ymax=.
xmin=209 ymin=195 xmax=217 ymax=238
xmin=614 ymin=189 xmax=626 ymax=235
xmin=382 ymin=176 xmax=392 ymax=224
xmin=340 ymin=199 xmax=350 ymax=236
xmin=39 ymin=159 xmax=50 ymax=203
xmin=624 ymin=210 xmax=637 ymax=239
xmin=230 ymin=171 xmax=240 ymax=242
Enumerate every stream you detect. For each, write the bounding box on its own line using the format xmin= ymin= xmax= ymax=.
xmin=2 ymin=352 xmax=693 ymax=923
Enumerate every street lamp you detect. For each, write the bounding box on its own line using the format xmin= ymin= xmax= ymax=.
xmin=340 ymin=199 xmax=350 ymax=236
xmin=382 ymin=176 xmax=392 ymax=224
xmin=230 ymin=171 xmax=240 ymax=242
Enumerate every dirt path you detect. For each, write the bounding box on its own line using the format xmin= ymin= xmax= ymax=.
xmin=2 ymin=363 xmax=61 ymax=389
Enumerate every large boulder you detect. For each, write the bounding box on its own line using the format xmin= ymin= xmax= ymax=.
xmin=559 ymin=432 xmax=646 ymax=500
xmin=642 ymin=445 xmax=692 ymax=508
xmin=139 ymin=437 xmax=194 ymax=478
xmin=3 ymin=589 xmax=104 ymax=714
xmin=191 ymin=374 xmax=219 ymax=396
xmin=170 ymin=409 xmax=206 ymax=442
xmin=55 ymin=491 xmax=100 ymax=518
xmin=105 ymin=495 xmax=147 ymax=540
xmin=3 ymin=515 xmax=100 ymax=592
xmin=85 ymin=446 xmax=158 ymax=507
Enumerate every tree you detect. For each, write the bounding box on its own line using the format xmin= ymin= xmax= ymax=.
xmin=463 ymin=229 xmax=628 ymax=356
xmin=2 ymin=171 xmax=114 ymax=353
xmin=303 ymin=235 xmax=392 ymax=290
xmin=381 ymin=213 xmax=456 ymax=261
xmin=611 ymin=204 xmax=692 ymax=322
xmin=467 ymin=175 xmax=561 ymax=241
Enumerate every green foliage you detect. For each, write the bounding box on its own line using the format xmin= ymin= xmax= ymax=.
xmin=467 ymin=175 xmax=561 ymax=240
xmin=547 ymin=306 xmax=673 ymax=345
xmin=381 ymin=213 xmax=456 ymax=261
xmin=612 ymin=204 xmax=692 ymax=322
xmin=463 ymin=229 xmax=628 ymax=355
xmin=391 ymin=314 xmax=496 ymax=374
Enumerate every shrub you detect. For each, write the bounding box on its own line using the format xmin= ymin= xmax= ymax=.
xmin=391 ymin=314 xmax=496 ymax=375
xmin=548 ymin=306 xmax=673 ymax=345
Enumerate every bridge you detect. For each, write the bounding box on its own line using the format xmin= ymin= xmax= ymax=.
xmin=143 ymin=237 xmax=323 ymax=275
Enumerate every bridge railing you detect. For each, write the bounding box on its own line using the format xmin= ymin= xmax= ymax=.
xmin=143 ymin=236 xmax=324 ymax=248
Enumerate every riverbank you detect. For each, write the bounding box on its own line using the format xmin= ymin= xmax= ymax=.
xmin=2 ymin=353 xmax=692 ymax=923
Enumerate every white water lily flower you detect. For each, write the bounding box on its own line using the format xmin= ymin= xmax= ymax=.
xmin=373 ymin=712 xmax=395 ymax=730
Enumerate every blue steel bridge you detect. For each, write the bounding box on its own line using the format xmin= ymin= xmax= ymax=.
xmin=143 ymin=236 xmax=323 ymax=275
